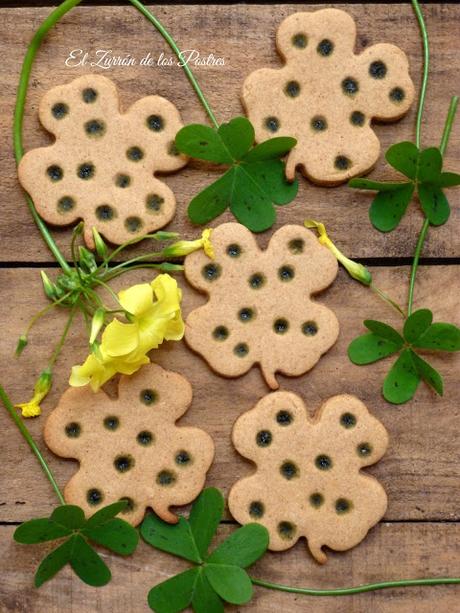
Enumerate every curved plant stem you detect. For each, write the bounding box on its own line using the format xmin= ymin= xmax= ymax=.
xmin=407 ymin=95 xmax=459 ymax=315
xmin=13 ymin=0 xmax=81 ymax=273
xmin=251 ymin=576 xmax=460 ymax=596
xmin=0 ymin=385 xmax=65 ymax=504
xmin=128 ymin=0 xmax=219 ymax=128
xmin=412 ymin=0 xmax=429 ymax=149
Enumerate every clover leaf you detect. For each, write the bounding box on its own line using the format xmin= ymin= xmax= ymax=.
xmin=175 ymin=117 xmax=298 ymax=231
xmin=14 ymin=501 xmax=139 ymax=587
xmin=141 ymin=487 xmax=269 ymax=613
xmin=349 ymin=141 xmax=460 ymax=232
xmin=348 ymin=309 xmax=460 ymax=404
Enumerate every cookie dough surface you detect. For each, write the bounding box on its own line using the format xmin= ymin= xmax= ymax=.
xmin=242 ymin=9 xmax=414 ymax=185
xmin=184 ymin=222 xmax=339 ymax=389
xmin=229 ymin=391 xmax=389 ymax=563
xmin=18 ymin=74 xmax=187 ymax=247
xmin=44 ymin=363 xmax=214 ymax=525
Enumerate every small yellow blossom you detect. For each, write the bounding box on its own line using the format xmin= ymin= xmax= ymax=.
xmin=162 ymin=228 xmax=214 ymax=259
xmin=304 ymin=220 xmax=372 ymax=286
xmin=15 ymin=369 xmax=52 ymax=418
xmin=70 ymin=274 xmax=185 ymax=391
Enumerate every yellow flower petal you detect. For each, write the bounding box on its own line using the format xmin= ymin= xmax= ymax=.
xmin=163 ymin=312 xmax=185 ymax=341
xmin=118 ymin=283 xmax=153 ymax=317
xmin=102 ymin=319 xmax=139 ymax=357
xmin=69 ymin=354 xmax=116 ymax=392
xmin=202 ymin=228 xmax=215 ymax=259
xmin=16 ymin=401 xmax=41 ymax=418
xmin=69 ymin=364 xmax=91 ymax=387
xmin=112 ymin=353 xmax=150 ymax=375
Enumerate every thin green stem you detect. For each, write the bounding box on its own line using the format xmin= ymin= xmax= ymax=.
xmin=407 ymin=218 xmax=429 ymax=316
xmin=23 ymin=290 xmax=72 ymax=336
xmin=104 ymin=251 xmax=167 ymax=275
xmin=95 ymin=233 xmax=178 ymax=274
xmin=103 ymin=263 xmax=184 ymax=282
xmin=371 ymin=284 xmax=406 ymax=318
xmin=251 ymin=576 xmax=460 ymax=596
xmin=407 ymin=96 xmax=459 ymax=315
xmin=439 ymin=96 xmax=459 ymax=156
xmin=91 ymin=278 xmax=123 ymax=307
xmin=0 ymin=385 xmax=65 ymax=504
xmin=128 ymin=0 xmax=219 ymax=128
xmin=14 ymin=0 xmax=81 ymax=272
xmin=412 ymin=0 xmax=429 ymax=149
xmin=48 ymin=306 xmax=77 ymax=367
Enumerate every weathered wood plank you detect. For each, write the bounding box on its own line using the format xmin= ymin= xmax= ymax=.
xmin=0 ymin=522 xmax=459 ymax=612
xmin=0 ymin=4 xmax=459 ymax=261
xmin=1 ymin=265 xmax=458 ymax=522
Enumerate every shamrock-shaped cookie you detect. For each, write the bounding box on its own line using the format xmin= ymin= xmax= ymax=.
xmin=18 ymin=74 xmax=187 ymax=248
xmin=184 ymin=223 xmax=339 ymax=389
xmin=229 ymin=391 xmax=389 ymax=563
xmin=44 ymin=364 xmax=214 ymax=525
xmin=242 ymin=9 xmax=414 ymax=184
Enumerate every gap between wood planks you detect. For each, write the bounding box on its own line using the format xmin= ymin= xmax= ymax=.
xmin=4 ymin=1 xmax=460 ymax=7
xmin=1 ymin=258 xmax=459 ymax=269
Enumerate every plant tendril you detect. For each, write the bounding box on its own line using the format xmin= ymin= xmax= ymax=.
xmin=251 ymin=576 xmax=460 ymax=596
xmin=128 ymin=0 xmax=219 ymax=128
xmin=412 ymin=0 xmax=429 ymax=150
xmin=13 ymin=0 xmax=82 ymax=272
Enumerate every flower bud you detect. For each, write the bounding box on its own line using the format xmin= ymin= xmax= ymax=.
xmin=304 ymin=220 xmax=372 ymax=286
xmin=40 ymin=271 xmax=57 ymax=300
xmin=15 ymin=335 xmax=28 ymax=357
xmin=89 ymin=308 xmax=105 ymax=344
xmin=162 ymin=229 xmax=214 ymax=259
xmin=79 ymin=246 xmax=97 ymax=274
xmin=92 ymin=227 xmax=108 ymax=259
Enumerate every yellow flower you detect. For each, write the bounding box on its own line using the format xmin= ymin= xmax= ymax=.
xmin=70 ymin=274 xmax=185 ymax=391
xmin=304 ymin=220 xmax=372 ymax=286
xmin=15 ymin=369 xmax=52 ymax=418
xmin=162 ymin=228 xmax=215 ymax=259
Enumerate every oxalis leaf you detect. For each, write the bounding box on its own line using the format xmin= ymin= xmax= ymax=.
xmin=175 ymin=117 xmax=298 ymax=231
xmin=142 ymin=488 xmax=269 ymax=613
xmin=348 ymin=312 xmax=459 ymax=404
xmin=349 ymin=140 xmax=460 ymax=232
xmin=14 ymin=501 xmax=139 ymax=588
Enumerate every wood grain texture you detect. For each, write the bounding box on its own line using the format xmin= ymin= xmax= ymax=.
xmin=1 ymin=265 xmax=458 ymax=523
xmin=0 ymin=3 xmax=459 ymax=261
xmin=1 ymin=3 xmax=459 ymax=612
xmin=1 ymin=523 xmax=459 ymax=613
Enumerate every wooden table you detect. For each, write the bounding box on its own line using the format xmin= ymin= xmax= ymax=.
xmin=0 ymin=3 xmax=459 ymax=612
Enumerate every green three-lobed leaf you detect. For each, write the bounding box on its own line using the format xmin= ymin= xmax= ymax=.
xmin=175 ymin=117 xmax=298 ymax=232
xmin=349 ymin=141 xmax=460 ymax=232
xmin=348 ymin=309 xmax=460 ymax=404
xmin=142 ymin=488 xmax=269 ymax=613
xmin=14 ymin=501 xmax=139 ymax=588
